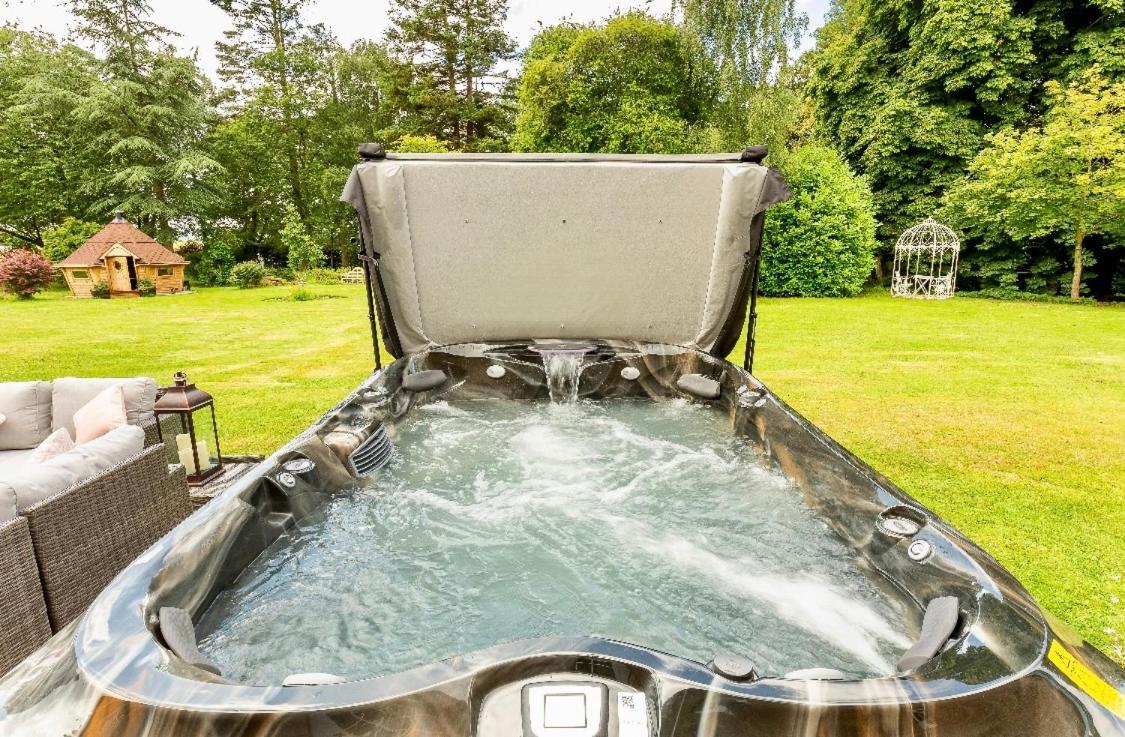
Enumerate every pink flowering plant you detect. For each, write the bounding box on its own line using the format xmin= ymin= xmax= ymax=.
xmin=0 ymin=248 xmax=55 ymax=299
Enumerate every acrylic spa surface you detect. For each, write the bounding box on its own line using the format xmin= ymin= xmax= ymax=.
xmin=196 ymin=398 xmax=911 ymax=684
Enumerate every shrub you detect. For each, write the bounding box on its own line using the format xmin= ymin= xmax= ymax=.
xmin=305 ymin=267 xmax=343 ymax=285
xmin=187 ymin=242 xmax=235 ymax=286
xmin=265 ymin=265 xmax=294 ymax=283
xmin=137 ymin=278 xmax=156 ymax=296
xmin=90 ymin=281 xmax=111 ymax=299
xmin=231 ymin=261 xmax=265 ymax=289
xmin=289 ymin=287 xmax=315 ymax=301
xmin=760 ymin=144 xmax=878 ymax=297
xmin=0 ymin=249 xmax=54 ymax=298
xmin=42 ymin=218 xmax=100 ymax=263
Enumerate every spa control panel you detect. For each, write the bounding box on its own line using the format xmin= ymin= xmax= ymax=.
xmin=477 ymin=673 xmax=650 ymax=737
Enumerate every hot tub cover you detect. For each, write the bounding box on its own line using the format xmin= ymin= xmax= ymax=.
xmin=341 ymin=152 xmax=790 ymax=356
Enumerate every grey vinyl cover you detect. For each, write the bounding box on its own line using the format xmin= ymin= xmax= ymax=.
xmin=341 ymin=153 xmax=789 ymax=355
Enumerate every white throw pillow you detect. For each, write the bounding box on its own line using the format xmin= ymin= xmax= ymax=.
xmin=50 ymin=377 xmax=158 ymax=438
xmin=73 ymin=385 xmax=128 ymax=444
xmin=27 ymin=428 xmax=76 ymax=464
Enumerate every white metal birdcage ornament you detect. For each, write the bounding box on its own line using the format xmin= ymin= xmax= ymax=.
xmin=892 ymin=218 xmax=960 ymax=299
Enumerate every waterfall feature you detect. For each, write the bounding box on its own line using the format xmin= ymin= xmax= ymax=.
xmin=531 ymin=344 xmax=595 ymax=403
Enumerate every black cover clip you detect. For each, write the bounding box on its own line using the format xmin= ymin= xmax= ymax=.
xmin=740 ymin=145 xmax=769 ymax=163
xmin=358 ymin=142 xmax=386 ymax=161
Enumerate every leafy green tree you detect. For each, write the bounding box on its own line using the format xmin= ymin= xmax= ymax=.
xmin=0 ymin=28 xmax=100 ymax=246
xmin=41 ymin=218 xmax=101 ymax=262
xmin=943 ymin=71 xmax=1125 ymax=299
xmin=513 ymin=13 xmax=717 ymax=154
xmin=69 ymin=0 xmax=221 ymax=241
xmin=283 ymin=203 xmax=324 ymax=271
xmin=806 ymin=0 xmax=1124 ymax=249
xmin=676 ymin=0 xmax=807 ymax=150
xmin=760 ymin=144 xmax=878 ymax=297
xmin=386 ymin=0 xmax=515 ymax=150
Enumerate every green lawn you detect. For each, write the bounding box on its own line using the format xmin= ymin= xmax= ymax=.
xmin=2 ymin=286 xmax=1123 ymax=662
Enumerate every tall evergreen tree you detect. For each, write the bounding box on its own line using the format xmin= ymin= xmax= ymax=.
xmin=0 ymin=28 xmax=100 ymax=246
xmin=213 ymin=0 xmax=321 ymax=222
xmin=386 ymin=0 xmax=515 ymax=150
xmin=209 ymin=0 xmax=399 ymax=264
xmin=69 ymin=0 xmax=220 ymax=240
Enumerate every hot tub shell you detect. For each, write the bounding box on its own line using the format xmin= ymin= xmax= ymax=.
xmin=0 ymin=151 xmax=1121 ymax=736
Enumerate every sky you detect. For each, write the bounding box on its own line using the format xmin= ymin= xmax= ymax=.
xmin=0 ymin=0 xmax=831 ymax=79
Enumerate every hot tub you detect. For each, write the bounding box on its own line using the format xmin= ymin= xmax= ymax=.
xmin=0 ymin=151 xmax=1121 ymax=736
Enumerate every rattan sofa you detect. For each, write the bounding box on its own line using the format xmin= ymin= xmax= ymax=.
xmin=0 ymin=381 xmax=193 ymax=676
xmin=0 ymin=443 xmax=189 ymax=675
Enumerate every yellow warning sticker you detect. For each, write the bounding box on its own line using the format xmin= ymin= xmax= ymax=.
xmin=1047 ymin=640 xmax=1125 ymax=718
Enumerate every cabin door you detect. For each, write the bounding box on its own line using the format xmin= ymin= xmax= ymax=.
xmin=107 ymin=256 xmax=134 ymax=292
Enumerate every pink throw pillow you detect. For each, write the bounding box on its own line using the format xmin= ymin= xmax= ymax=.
xmin=73 ymin=385 xmax=128 ymax=444
xmin=27 ymin=428 xmax=76 ymax=463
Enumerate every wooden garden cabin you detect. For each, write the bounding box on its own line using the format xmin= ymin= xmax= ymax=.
xmin=56 ymin=214 xmax=187 ymax=297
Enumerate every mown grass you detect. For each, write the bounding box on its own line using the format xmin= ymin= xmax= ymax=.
xmin=2 ymin=286 xmax=1122 ymax=662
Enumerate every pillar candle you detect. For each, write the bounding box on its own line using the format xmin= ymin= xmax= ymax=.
xmin=178 ymin=446 xmax=196 ymax=474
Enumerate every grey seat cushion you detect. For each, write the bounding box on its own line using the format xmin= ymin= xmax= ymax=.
xmin=0 ymin=381 xmax=53 ymax=451
xmin=0 ymin=449 xmax=35 ymax=471
xmin=51 ymin=377 xmax=158 ymax=439
xmin=0 ymin=424 xmax=145 ymax=513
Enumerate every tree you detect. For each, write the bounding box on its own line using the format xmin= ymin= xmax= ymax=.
xmin=283 ymin=203 xmax=324 ymax=271
xmin=386 ymin=0 xmax=515 ymax=149
xmin=513 ymin=13 xmax=718 ymax=154
xmin=676 ymin=0 xmax=807 ymax=149
xmin=68 ymin=0 xmax=221 ymax=241
xmin=0 ymin=28 xmax=101 ymax=246
xmin=0 ymin=249 xmax=55 ymax=298
xmin=213 ymin=0 xmax=322 ymax=223
xmin=943 ymin=71 xmax=1125 ymax=299
xmin=41 ymin=218 xmax=101 ymax=262
xmin=806 ymin=0 xmax=1124 ymax=250
xmin=760 ymin=144 xmax=878 ymax=297
xmin=210 ymin=4 xmax=399 ymax=265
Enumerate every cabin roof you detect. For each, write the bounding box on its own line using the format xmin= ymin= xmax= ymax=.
xmin=57 ymin=216 xmax=187 ymax=267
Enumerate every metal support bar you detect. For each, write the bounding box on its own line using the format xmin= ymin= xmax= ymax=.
xmin=743 ymin=222 xmax=764 ymax=374
xmin=355 ymin=233 xmax=382 ymax=372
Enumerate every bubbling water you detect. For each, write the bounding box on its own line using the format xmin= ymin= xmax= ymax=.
xmin=196 ymin=399 xmax=914 ymax=684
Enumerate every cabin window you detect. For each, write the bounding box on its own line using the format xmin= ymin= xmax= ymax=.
xmin=72 ymin=270 xmax=88 ymax=279
xmin=157 ymin=267 xmax=174 ymax=277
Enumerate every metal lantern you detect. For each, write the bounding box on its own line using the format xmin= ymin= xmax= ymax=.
xmin=154 ymin=371 xmax=223 ymax=485
xmin=892 ymin=217 xmax=961 ymax=299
